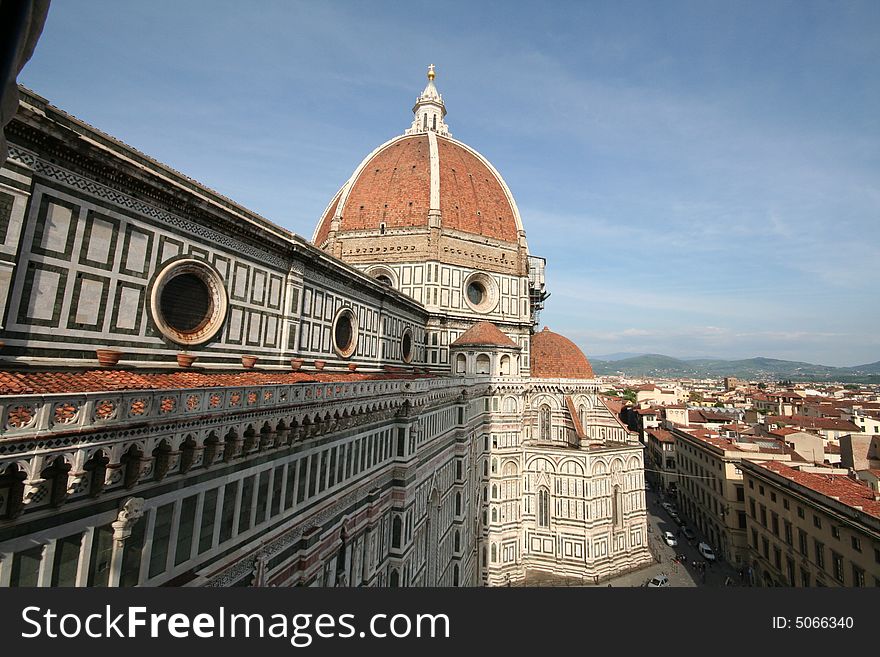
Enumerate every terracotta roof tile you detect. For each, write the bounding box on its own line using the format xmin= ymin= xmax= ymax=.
xmin=766 ymin=415 xmax=860 ymax=432
xmin=647 ymin=428 xmax=675 ymax=443
xmin=450 ymin=321 xmax=519 ymax=348
xmin=755 ymin=461 xmax=880 ymax=519
xmin=564 ymin=395 xmax=586 ymax=440
xmin=0 ymin=369 xmax=437 ymax=396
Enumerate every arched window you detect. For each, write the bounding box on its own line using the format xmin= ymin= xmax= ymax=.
xmin=503 ymin=396 xmax=517 ymax=412
xmin=454 ymin=530 xmax=460 ymax=552
xmin=579 ymin=404 xmax=587 ymax=429
xmin=390 ymin=568 xmax=400 ymax=587
xmin=476 ymin=354 xmax=490 ymax=375
xmin=491 ymin=484 xmax=497 ymax=498
xmin=423 ymin=114 xmax=427 ymax=130
xmin=539 ymin=404 xmax=551 ymax=442
xmin=392 ymin=516 xmax=402 ymax=548
xmin=499 ymin=355 xmax=511 ymax=376
xmin=455 ymin=492 xmax=462 ymax=515
xmin=432 ymin=114 xmax=437 ymax=130
xmin=203 ymin=432 xmax=220 ymax=467
xmin=152 ymin=440 xmax=172 ymax=481
xmin=84 ymin=450 xmax=109 ymax=498
xmin=0 ymin=464 xmax=26 ymax=519
xmin=453 ymin=564 xmax=460 ymax=586
xmin=491 ymin=459 xmax=497 ymax=474
xmin=491 ymin=544 xmax=497 ymax=562
xmin=179 ymin=436 xmax=197 ymax=474
xmin=41 ymin=457 xmax=71 ymax=508
xmin=455 ymin=353 xmax=467 ymax=374
xmin=612 ymin=485 xmax=621 ymax=527
xmin=538 ymin=487 xmax=550 ymax=528
xmin=121 ymin=444 xmax=142 ymax=489
xmin=491 ymin=507 xmax=498 ymax=522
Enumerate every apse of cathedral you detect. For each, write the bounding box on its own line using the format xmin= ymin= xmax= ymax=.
xmin=0 ymin=66 xmax=651 ymax=587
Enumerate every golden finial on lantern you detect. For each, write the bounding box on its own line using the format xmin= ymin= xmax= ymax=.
xmin=427 ymin=64 xmax=436 ymax=81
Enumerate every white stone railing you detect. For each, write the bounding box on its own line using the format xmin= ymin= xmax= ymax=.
xmin=0 ymin=375 xmax=480 ymax=440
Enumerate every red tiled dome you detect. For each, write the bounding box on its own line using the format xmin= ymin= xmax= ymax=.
xmin=313 ymin=133 xmax=521 ymax=247
xmin=530 ymin=327 xmax=595 ymax=379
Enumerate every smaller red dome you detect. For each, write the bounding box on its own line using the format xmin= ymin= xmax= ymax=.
xmin=451 ymin=321 xmax=519 ymax=349
xmin=530 ymin=327 xmax=595 ymax=379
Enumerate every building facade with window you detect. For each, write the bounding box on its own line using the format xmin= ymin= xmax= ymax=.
xmin=673 ymin=427 xmax=796 ymax=566
xmin=741 ymin=460 xmax=880 ymax=587
xmin=0 ymin=68 xmax=649 ymax=587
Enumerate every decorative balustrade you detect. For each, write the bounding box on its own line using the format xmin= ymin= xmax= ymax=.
xmin=0 ymin=375 xmax=480 ymax=442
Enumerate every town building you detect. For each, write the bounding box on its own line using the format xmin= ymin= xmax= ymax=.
xmin=673 ymin=427 xmax=797 ymax=565
xmin=741 ymin=459 xmax=880 ymax=587
xmin=644 ymin=428 xmax=677 ymax=495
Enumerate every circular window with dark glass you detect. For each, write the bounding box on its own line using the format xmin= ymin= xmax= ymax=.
xmin=150 ymin=259 xmax=228 ymax=345
xmin=463 ymin=272 xmax=497 ymax=313
xmin=332 ymin=308 xmax=358 ymax=358
xmin=159 ymin=273 xmax=213 ymax=333
xmin=401 ymin=329 xmax=414 ymax=363
xmin=467 ymin=281 xmax=486 ymax=306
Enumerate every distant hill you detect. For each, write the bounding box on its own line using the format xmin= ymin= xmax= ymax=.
xmin=591 ymin=352 xmax=647 ymax=361
xmin=589 ymin=353 xmax=880 ymax=382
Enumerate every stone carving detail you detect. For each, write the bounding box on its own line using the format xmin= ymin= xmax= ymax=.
xmin=7 ymin=405 xmax=35 ymax=429
xmin=95 ymin=400 xmax=116 ymax=421
xmin=112 ymin=497 xmax=146 ymax=546
xmin=53 ymin=403 xmax=78 ymax=425
xmin=129 ymin=399 xmax=148 ymax=416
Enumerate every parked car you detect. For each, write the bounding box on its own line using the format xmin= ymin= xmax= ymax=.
xmin=661 ymin=502 xmax=675 ymax=513
xmin=646 ymin=574 xmax=669 ymax=587
xmin=662 ymin=531 xmax=678 ymax=547
xmin=672 ymin=514 xmax=685 ymax=526
xmin=698 ymin=542 xmax=716 ymax=561
xmin=681 ymin=526 xmax=696 ymax=541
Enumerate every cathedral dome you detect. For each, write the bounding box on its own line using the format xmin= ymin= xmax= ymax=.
xmin=313 ymin=134 xmax=521 ymax=247
xmin=312 ymin=66 xmax=529 ymax=277
xmin=530 ymin=327 xmax=595 ymax=379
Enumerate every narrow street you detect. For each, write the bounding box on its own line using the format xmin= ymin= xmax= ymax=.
xmin=601 ymin=487 xmax=746 ymax=587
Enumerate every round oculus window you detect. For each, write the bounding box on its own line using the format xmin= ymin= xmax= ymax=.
xmin=150 ymin=259 xmax=228 ymax=345
xmin=463 ymin=272 xmax=498 ymax=314
xmin=332 ymin=308 xmax=358 ymax=358
xmin=367 ymin=266 xmax=396 ymax=288
xmin=401 ymin=329 xmax=414 ymax=363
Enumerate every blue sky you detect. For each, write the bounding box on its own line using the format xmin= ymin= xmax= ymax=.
xmin=18 ymin=1 xmax=880 ymax=366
